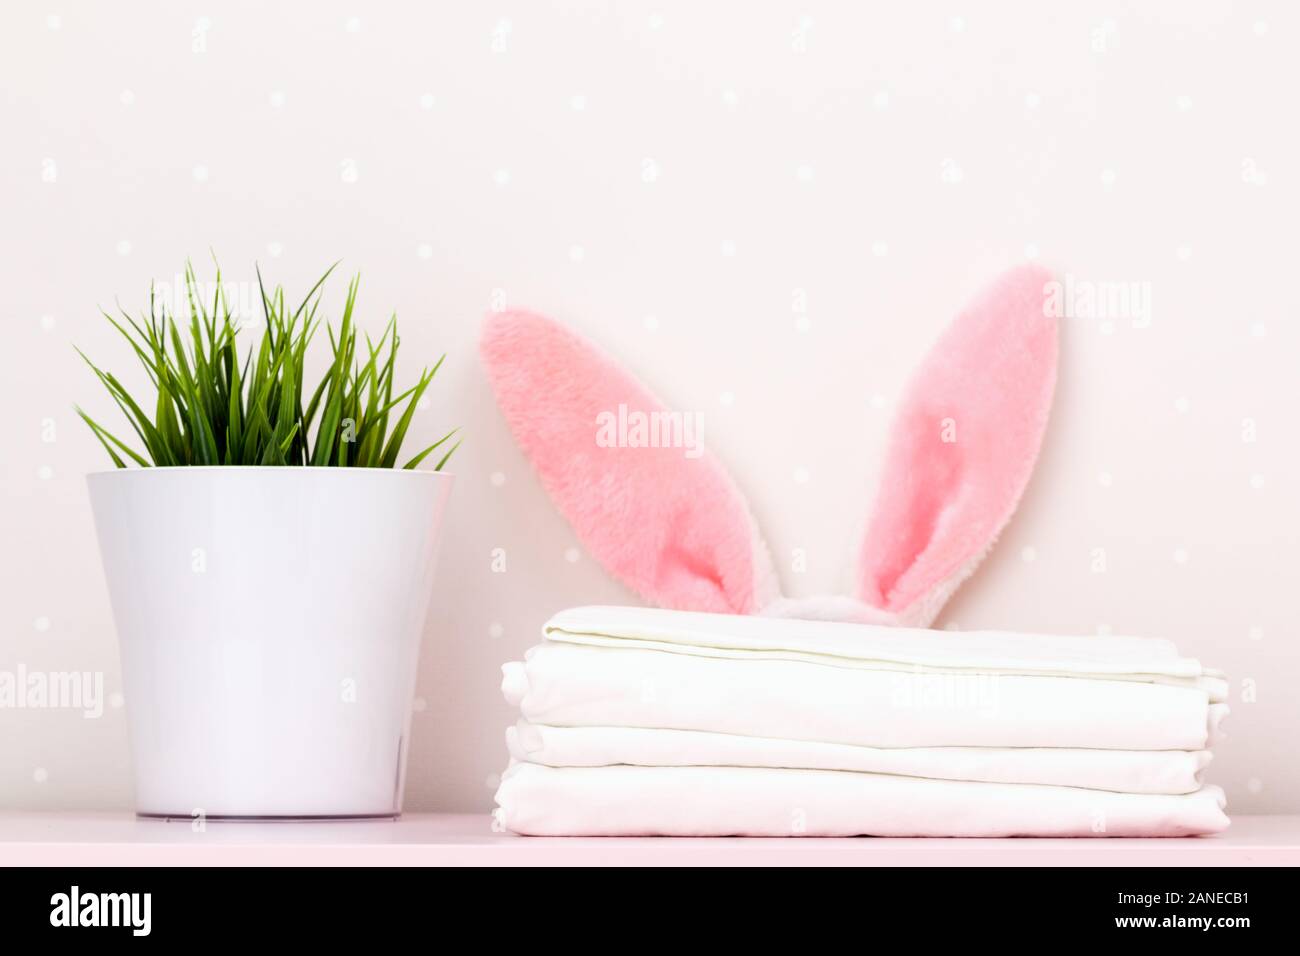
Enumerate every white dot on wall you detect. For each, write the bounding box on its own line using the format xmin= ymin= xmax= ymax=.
xmin=267 ymin=241 xmax=283 ymax=258
xmin=37 ymin=465 xmax=53 ymax=480
xmin=871 ymin=240 xmax=889 ymax=257
xmin=1020 ymin=546 xmax=1037 ymax=563
xmin=1248 ymin=625 xmax=1264 ymax=642
xmin=647 ymin=13 xmax=664 ymax=30
xmin=1175 ymin=95 xmax=1193 ymax=112
xmin=568 ymin=245 xmax=585 ymax=263
xmin=721 ymin=89 xmax=738 ymax=108
xmin=1250 ymin=473 xmax=1265 ymax=490
xmin=1253 ymin=20 xmax=1269 ymax=37
xmin=720 ymin=239 xmax=737 ymax=257
xmin=1173 ymin=548 xmax=1189 ymax=565
xmin=33 ymin=768 xmax=48 ymax=783
xmin=46 ymin=15 xmax=61 ymax=30
xmin=570 ymin=94 xmax=587 ymax=111
xmin=416 ymin=243 xmax=433 ymax=259
xmin=719 ymin=390 xmax=735 ymax=406
xmin=345 ymin=16 xmax=361 ymax=33
xmin=796 ymin=164 xmax=814 ymax=183
xmin=872 ymin=91 xmax=889 ymax=110
xmin=192 ymin=165 xmax=209 ymax=183
xmin=949 ymin=16 xmax=966 ymax=33
xmin=109 ymin=692 xmax=125 ymax=709
xmin=869 ymin=393 xmax=888 ymax=410
xmin=34 ymin=616 xmax=51 ymax=633
xmin=488 ymin=622 xmax=504 ymax=639
xmin=411 ymin=696 xmax=428 ymax=713
xmin=489 ymin=471 xmax=506 ymax=487
xmin=1023 ymin=242 xmax=1040 ymax=259
xmin=1174 ymin=396 xmax=1190 ymax=414
xmin=564 ymin=547 xmax=581 ymax=564
xmin=793 ymin=467 xmax=810 ymax=484
xmin=1024 ymin=92 xmax=1041 ymax=110
xmin=1250 ymin=322 xmax=1267 ymax=338
xmin=1247 ymin=777 xmax=1264 ymax=794
xmin=493 ymin=168 xmax=511 ymax=186
xmin=643 ymin=314 xmax=659 ymax=332
xmin=116 ymin=240 xmax=132 ymax=256
xmin=419 ymin=92 xmax=435 ymax=110
xmin=1097 ymin=471 xmax=1113 ymax=487
xmin=40 ymin=314 xmax=56 ymax=331
xmin=269 ymin=90 xmax=286 ymax=108
xmin=1100 ymin=168 xmax=1116 ymax=187
xmin=120 ymin=90 xmax=135 ymax=106
xmin=1176 ymin=244 xmax=1192 ymax=261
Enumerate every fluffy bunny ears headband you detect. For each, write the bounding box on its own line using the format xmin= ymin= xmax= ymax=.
xmin=481 ymin=265 xmax=1058 ymax=629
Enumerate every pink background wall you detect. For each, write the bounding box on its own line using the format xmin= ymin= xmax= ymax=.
xmin=2 ymin=1 xmax=1297 ymax=812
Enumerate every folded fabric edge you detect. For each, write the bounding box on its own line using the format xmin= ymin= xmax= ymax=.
xmin=492 ymin=764 xmax=1230 ymax=838
xmin=504 ymin=721 xmax=1217 ymax=795
xmin=540 ymin=632 xmax=1226 ymax=699
xmin=544 ymin=605 xmax=1208 ymax=676
xmin=502 ymin=659 xmax=1229 ymax=752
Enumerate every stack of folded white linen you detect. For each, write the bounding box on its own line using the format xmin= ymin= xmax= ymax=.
xmin=493 ymin=606 xmax=1229 ymax=837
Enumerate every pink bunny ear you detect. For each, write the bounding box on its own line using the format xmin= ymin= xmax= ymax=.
xmin=858 ymin=265 xmax=1059 ymax=627
xmin=481 ymin=311 xmax=780 ymax=614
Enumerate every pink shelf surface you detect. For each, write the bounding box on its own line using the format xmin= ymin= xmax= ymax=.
xmin=2 ymin=813 xmax=1298 ymax=866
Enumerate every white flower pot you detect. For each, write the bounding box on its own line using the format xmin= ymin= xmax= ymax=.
xmin=87 ymin=467 xmax=454 ymax=819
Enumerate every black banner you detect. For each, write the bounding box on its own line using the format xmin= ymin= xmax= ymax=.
xmin=0 ymin=865 xmax=1281 ymax=942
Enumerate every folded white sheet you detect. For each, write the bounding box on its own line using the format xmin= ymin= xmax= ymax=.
xmin=545 ymin=606 xmax=1228 ymax=698
xmin=504 ymin=643 xmax=1228 ymax=751
xmin=506 ymin=721 xmax=1213 ymax=794
xmin=494 ymin=763 xmax=1230 ymax=837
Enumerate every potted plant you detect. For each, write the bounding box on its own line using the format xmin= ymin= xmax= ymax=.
xmin=78 ymin=261 xmax=458 ymax=819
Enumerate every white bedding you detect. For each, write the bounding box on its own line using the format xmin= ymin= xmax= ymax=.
xmin=545 ymin=606 xmax=1227 ymax=696
xmin=506 ymin=720 xmax=1213 ymax=794
xmin=495 ymin=763 xmax=1230 ymax=837
xmin=494 ymin=606 xmax=1229 ymax=837
xmin=504 ymin=643 xmax=1227 ymax=751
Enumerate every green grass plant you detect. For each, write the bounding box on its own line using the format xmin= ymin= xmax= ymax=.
xmin=76 ymin=260 xmax=458 ymax=470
